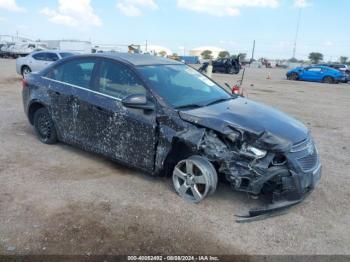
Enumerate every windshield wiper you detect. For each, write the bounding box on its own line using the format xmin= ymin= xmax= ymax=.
xmin=205 ymin=97 xmax=233 ymax=107
xmin=174 ymin=104 xmax=203 ymax=110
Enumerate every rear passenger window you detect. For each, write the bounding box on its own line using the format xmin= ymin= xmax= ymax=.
xmin=47 ymin=59 xmax=96 ymax=88
xmin=32 ymin=53 xmax=48 ymax=61
xmin=46 ymin=53 xmax=59 ymax=61
xmin=97 ymin=60 xmax=146 ymax=99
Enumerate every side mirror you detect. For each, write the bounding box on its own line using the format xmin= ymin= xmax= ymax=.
xmin=122 ymin=94 xmax=155 ymax=111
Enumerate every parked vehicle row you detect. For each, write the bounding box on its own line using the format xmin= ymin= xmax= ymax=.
xmin=22 ymin=53 xmax=321 ymax=220
xmin=16 ymin=51 xmax=74 ymax=77
xmin=0 ymin=42 xmax=47 ymax=58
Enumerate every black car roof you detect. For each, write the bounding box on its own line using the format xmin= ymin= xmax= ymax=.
xmin=85 ymin=53 xmax=183 ymax=66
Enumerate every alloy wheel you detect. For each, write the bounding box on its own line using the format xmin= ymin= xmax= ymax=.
xmin=172 ymin=156 xmax=217 ymax=203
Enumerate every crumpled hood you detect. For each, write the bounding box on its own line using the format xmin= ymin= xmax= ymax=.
xmin=179 ymin=97 xmax=309 ymax=149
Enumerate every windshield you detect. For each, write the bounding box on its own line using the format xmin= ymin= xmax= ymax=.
xmin=137 ymin=64 xmax=232 ymax=108
xmin=59 ymin=52 xmax=74 ymax=58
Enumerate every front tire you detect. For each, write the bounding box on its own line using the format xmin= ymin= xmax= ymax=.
xmin=33 ymin=107 xmax=58 ymax=144
xmin=172 ymin=155 xmax=218 ymax=203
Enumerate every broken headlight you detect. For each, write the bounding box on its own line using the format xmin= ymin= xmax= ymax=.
xmin=240 ymin=143 xmax=267 ymax=159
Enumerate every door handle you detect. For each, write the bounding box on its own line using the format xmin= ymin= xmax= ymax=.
xmin=49 ymin=90 xmax=60 ymax=96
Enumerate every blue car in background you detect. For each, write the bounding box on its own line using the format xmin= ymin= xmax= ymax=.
xmin=286 ymin=65 xmax=345 ymax=84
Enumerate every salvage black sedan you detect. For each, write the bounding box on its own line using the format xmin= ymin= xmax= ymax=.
xmin=22 ymin=53 xmax=321 ymax=220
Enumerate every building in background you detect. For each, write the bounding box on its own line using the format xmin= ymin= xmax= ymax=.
xmin=44 ymin=40 xmax=92 ymax=53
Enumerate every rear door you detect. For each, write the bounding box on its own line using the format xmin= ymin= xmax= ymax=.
xmin=76 ymin=59 xmax=157 ymax=171
xmin=213 ymin=59 xmax=225 ymax=72
xmin=44 ymin=58 xmax=98 ymax=143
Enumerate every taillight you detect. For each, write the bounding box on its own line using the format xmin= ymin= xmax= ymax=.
xmin=21 ymin=79 xmax=28 ymax=88
xmin=231 ymin=85 xmax=240 ymax=95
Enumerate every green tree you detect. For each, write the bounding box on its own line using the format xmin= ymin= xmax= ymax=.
xmin=288 ymin=57 xmax=298 ymax=63
xmin=201 ymin=50 xmax=213 ymax=60
xmin=340 ymin=56 xmax=348 ymax=64
xmin=308 ymin=52 xmax=323 ymax=64
xmin=218 ymin=51 xmax=230 ymax=58
xmin=158 ymin=50 xmax=167 ymax=57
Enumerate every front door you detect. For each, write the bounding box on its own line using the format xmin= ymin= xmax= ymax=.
xmin=300 ymin=67 xmax=322 ymax=81
xmin=76 ymin=59 xmax=157 ymax=171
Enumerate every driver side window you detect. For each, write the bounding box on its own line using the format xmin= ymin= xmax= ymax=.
xmin=307 ymin=67 xmax=322 ymax=72
xmin=97 ymin=60 xmax=146 ymax=99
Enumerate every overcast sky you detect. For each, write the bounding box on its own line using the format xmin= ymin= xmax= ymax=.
xmin=0 ymin=0 xmax=349 ymax=60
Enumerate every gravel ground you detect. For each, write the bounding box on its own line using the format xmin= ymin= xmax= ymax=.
xmin=0 ymin=58 xmax=349 ymax=255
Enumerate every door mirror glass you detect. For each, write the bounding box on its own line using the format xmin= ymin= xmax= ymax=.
xmin=122 ymin=94 xmax=154 ymax=110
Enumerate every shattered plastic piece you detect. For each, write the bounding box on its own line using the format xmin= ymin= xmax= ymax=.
xmin=235 ymin=192 xmax=310 ymax=223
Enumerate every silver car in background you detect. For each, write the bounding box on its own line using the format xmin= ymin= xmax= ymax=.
xmin=16 ymin=50 xmax=74 ymax=77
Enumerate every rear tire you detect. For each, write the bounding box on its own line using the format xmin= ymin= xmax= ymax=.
xmin=21 ymin=66 xmax=31 ymax=78
xmin=33 ymin=107 xmax=58 ymax=144
xmin=323 ymin=76 xmax=334 ymax=84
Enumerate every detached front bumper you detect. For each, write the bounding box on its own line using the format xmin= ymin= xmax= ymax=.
xmin=272 ymin=161 xmax=322 ymax=203
xmin=236 ymin=164 xmax=322 ymax=222
xmin=236 ymin=138 xmax=322 ymax=222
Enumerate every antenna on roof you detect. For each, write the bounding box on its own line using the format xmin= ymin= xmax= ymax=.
xmin=292 ymin=8 xmax=302 ymax=59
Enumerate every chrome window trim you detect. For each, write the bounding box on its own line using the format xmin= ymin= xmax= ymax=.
xmin=42 ymin=76 xmax=122 ymax=101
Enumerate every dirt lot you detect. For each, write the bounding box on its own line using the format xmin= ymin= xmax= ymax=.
xmin=0 ymin=58 xmax=349 ymax=255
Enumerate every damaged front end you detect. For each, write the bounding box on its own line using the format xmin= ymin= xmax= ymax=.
xmin=189 ymin=128 xmax=321 ymax=221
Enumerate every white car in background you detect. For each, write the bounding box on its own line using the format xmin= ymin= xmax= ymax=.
xmin=16 ymin=50 xmax=74 ymax=77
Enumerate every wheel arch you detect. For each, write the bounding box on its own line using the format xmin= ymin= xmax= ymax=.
xmin=21 ymin=64 xmax=31 ymax=73
xmin=322 ymin=75 xmax=334 ymax=83
xmin=161 ymin=139 xmax=196 ymax=177
xmin=291 ymin=72 xmax=299 ymax=79
xmin=28 ymin=101 xmax=46 ymax=125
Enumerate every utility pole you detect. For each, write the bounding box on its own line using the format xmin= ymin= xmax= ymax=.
xmin=292 ymin=8 xmax=302 ymax=59
xmin=251 ymin=40 xmax=255 ymax=63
